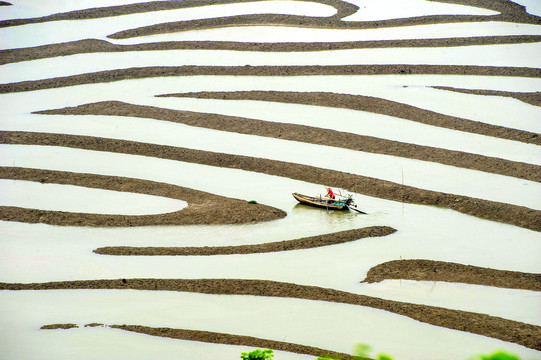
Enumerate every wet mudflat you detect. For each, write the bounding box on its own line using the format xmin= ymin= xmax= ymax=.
xmin=0 ymin=1 xmax=540 ymax=359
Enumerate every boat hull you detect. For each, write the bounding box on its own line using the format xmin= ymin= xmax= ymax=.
xmin=292 ymin=192 xmax=348 ymax=210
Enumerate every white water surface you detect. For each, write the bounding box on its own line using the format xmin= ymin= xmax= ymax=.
xmin=3 ymin=42 xmax=541 ymax=85
xmin=0 ymin=0 xmax=174 ymax=21
xmin=1 ymin=145 xmax=540 ymax=275
xmin=113 ymin=21 xmax=541 ymax=44
xmin=512 ymin=0 xmax=541 ymax=17
xmin=3 ymin=73 xmax=539 ymax=137
xmin=0 ymin=179 xmax=187 ymax=215
xmin=1 ymin=290 xmax=539 ymax=360
xmin=341 ymin=0 xmax=498 ymax=21
xmin=2 ymin=4 xmax=541 ymax=358
xmin=1 ymin=75 xmax=539 ymax=162
xmin=0 ymin=0 xmax=336 ymax=50
xmin=137 ymin=96 xmax=541 ymax=164
xmin=1 ymin=113 xmax=540 ymax=211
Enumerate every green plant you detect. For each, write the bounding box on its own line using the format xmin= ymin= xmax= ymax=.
xmin=472 ymin=350 xmax=523 ymax=360
xmin=240 ymin=348 xmax=274 ymax=360
xmin=247 ymin=200 xmax=258 ymax=204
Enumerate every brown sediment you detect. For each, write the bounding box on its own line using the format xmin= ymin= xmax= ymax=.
xmin=85 ymin=323 xmax=104 ymax=327
xmin=362 ymin=260 xmax=541 ymax=291
xmin=433 ymin=87 xmax=541 ymax=107
xmin=39 ymin=323 xmax=358 ymax=359
xmin=3 ymin=36 xmax=541 ymax=66
xmin=94 ymin=226 xmax=396 ymax=255
xmin=40 ymin=323 xmax=78 ymax=330
xmin=2 ymin=65 xmax=541 ymax=94
xmin=103 ymin=0 xmax=541 ymax=40
xmin=107 ymin=14 xmax=540 ymax=42
xmin=1 ymin=0 xmax=539 ymax=31
xmin=112 ymin=325 xmax=358 ymax=360
xmin=159 ymin=91 xmax=541 ymax=146
xmin=0 ymin=0 xmax=357 ymax=28
xmin=3 ymin=278 xmax=540 ymax=350
xmin=0 ymin=167 xmax=286 ymax=226
xmin=35 ymin=101 xmax=541 ymax=178
xmin=2 ymin=131 xmax=540 ymax=231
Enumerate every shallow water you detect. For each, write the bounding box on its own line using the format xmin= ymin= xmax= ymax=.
xmin=111 ymin=22 xmax=541 ymax=44
xmin=2 ymin=2 xmax=541 ymax=359
xmin=0 ymin=0 xmax=336 ymax=50
xmin=4 ymin=73 xmax=539 ymax=134
xmin=341 ymin=0 xmax=498 ymax=21
xmin=2 ymin=121 xmax=540 ymax=210
xmin=1 ymin=290 xmax=540 ymax=360
xmin=3 ymin=43 xmax=541 ymax=84
xmin=0 ymin=179 xmax=187 ymax=215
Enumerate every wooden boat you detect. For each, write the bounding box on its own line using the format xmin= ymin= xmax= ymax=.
xmin=292 ymin=191 xmax=366 ymax=213
xmin=292 ymin=192 xmax=352 ymax=210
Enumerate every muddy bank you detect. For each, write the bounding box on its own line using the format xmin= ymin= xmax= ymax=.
xmin=108 ymin=13 xmax=540 ymax=42
xmin=40 ymin=323 xmax=358 ymax=360
xmin=2 ymin=0 xmax=538 ymax=31
xmin=40 ymin=323 xmax=77 ymax=330
xmin=3 ymin=36 xmax=541 ymax=65
xmin=2 ymin=131 xmax=540 ymax=231
xmin=94 ymin=226 xmax=396 ymax=255
xmin=160 ymin=91 xmax=541 ymax=146
xmin=3 ymin=278 xmax=540 ymax=350
xmin=433 ymin=87 xmax=541 ymax=108
xmin=114 ymin=325 xmax=356 ymax=360
xmin=0 ymin=167 xmax=285 ymax=226
xmin=362 ymin=260 xmax=541 ymax=291
xmin=2 ymin=65 xmax=540 ymax=95
xmin=0 ymin=0 xmax=356 ymax=28
xmin=36 ymin=100 xmax=541 ymax=179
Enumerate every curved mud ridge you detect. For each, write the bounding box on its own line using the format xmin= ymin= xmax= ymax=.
xmin=2 ymin=0 xmax=539 ymax=31
xmin=2 ymin=131 xmax=540 ymax=231
xmin=362 ymin=259 xmax=541 ymax=291
xmin=2 ymin=65 xmax=541 ymax=95
xmin=41 ymin=323 xmax=357 ymax=360
xmin=94 ymin=226 xmax=396 ymax=255
xmin=433 ymin=87 xmax=541 ymax=108
xmin=0 ymin=0 xmax=357 ymax=28
xmin=35 ymin=100 xmax=541 ymax=179
xmin=3 ymin=36 xmax=541 ymax=66
xmin=160 ymin=91 xmax=541 ymax=146
xmin=105 ymin=0 xmax=540 ymax=40
xmin=0 ymin=167 xmax=285 ymax=226
xmin=3 ymin=278 xmax=540 ymax=350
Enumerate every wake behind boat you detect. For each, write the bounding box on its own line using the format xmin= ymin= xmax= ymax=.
xmin=292 ymin=188 xmax=366 ymax=214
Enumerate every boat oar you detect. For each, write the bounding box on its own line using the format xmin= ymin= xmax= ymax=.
xmin=347 ymin=204 xmax=367 ymax=214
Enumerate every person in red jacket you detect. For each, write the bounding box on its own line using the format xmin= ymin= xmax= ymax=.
xmin=326 ymin=187 xmax=335 ymax=199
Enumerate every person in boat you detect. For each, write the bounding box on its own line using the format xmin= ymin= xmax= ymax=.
xmin=326 ymin=187 xmax=335 ymax=200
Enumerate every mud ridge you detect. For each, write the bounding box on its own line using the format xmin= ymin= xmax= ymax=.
xmin=2 ymin=131 xmax=540 ymax=231
xmin=36 ymin=100 xmax=541 ymax=178
xmin=41 ymin=323 xmax=78 ymax=330
xmin=39 ymin=323 xmax=358 ymax=359
xmin=104 ymin=0 xmax=540 ymax=40
xmin=2 ymin=65 xmax=541 ymax=94
xmin=0 ymin=167 xmax=285 ymax=226
xmin=3 ymin=0 xmax=538 ymax=31
xmin=94 ymin=226 xmax=396 ymax=255
xmin=3 ymin=36 xmax=541 ymax=65
xmin=0 ymin=0 xmax=357 ymax=28
xmin=36 ymin=101 xmax=541 ymax=178
xmin=362 ymin=259 xmax=541 ymax=291
xmin=433 ymin=86 xmax=541 ymax=107
xmin=2 ymin=278 xmax=540 ymax=350
xmin=159 ymin=91 xmax=541 ymax=146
